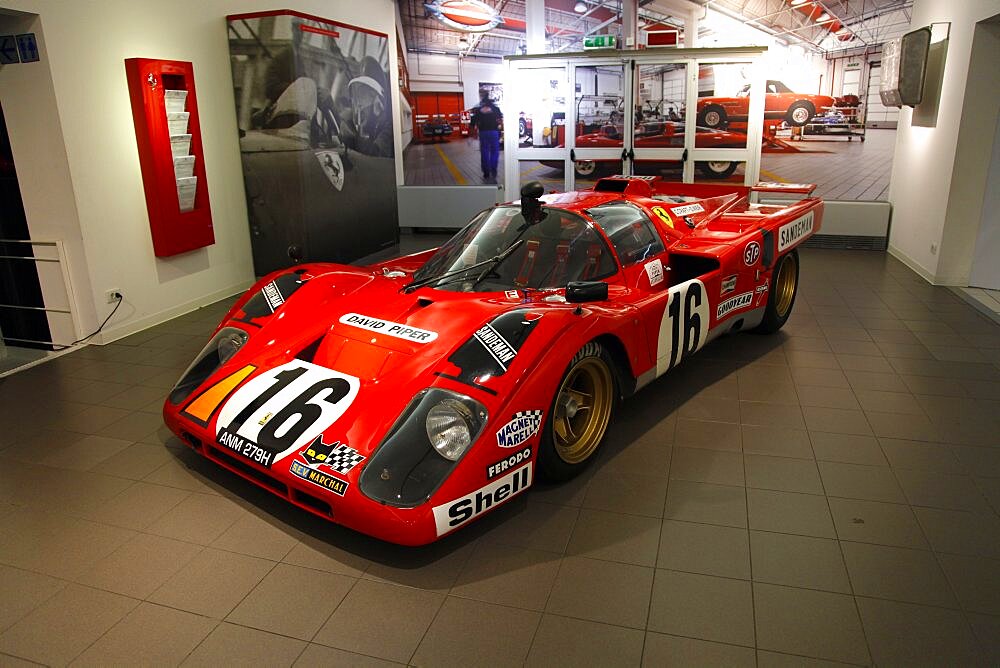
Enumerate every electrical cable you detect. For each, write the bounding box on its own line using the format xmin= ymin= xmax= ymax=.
xmin=52 ymin=292 xmax=123 ymax=351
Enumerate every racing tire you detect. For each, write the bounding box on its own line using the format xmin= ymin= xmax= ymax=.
xmin=786 ymin=102 xmax=815 ymax=127
xmin=754 ymin=249 xmax=799 ymax=334
xmin=518 ymin=117 xmax=527 ymax=138
xmin=574 ymin=160 xmax=598 ymax=178
xmin=697 ymin=105 xmax=727 ymax=129
xmin=538 ymin=342 xmax=616 ymax=481
xmin=697 ymin=160 xmax=738 ymax=179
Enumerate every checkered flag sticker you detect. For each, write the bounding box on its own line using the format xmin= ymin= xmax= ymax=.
xmin=324 ymin=443 xmax=366 ymax=474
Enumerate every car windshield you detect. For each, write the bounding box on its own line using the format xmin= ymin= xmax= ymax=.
xmin=767 ymin=80 xmax=793 ymax=93
xmin=411 ymin=206 xmax=618 ymax=292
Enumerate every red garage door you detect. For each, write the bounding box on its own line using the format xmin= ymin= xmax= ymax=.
xmin=412 ymin=92 xmax=468 ymax=141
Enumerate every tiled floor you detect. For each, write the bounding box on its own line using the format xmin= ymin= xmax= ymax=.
xmin=402 ymin=129 xmax=897 ymax=202
xmin=1 ymin=248 xmax=999 ymax=666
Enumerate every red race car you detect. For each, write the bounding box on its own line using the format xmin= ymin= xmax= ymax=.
xmin=697 ymin=80 xmax=835 ymax=129
xmin=164 ymin=176 xmax=822 ymax=545
xmin=543 ymin=120 xmax=749 ymax=179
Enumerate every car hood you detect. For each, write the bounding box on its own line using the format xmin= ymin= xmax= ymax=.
xmin=203 ymin=266 xmax=564 ymax=456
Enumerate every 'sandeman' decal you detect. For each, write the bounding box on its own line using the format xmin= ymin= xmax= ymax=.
xmin=778 ymin=211 xmax=814 ymax=251
xmin=339 ymin=313 xmax=438 ymax=343
xmin=473 ymin=324 xmax=517 ymax=369
xmin=433 ymin=463 xmax=532 ymax=536
xmin=496 ymin=410 xmax=543 ymax=448
xmin=262 ymin=281 xmax=285 ymax=312
xmin=448 ymin=309 xmax=541 ymax=386
xmin=716 ymin=291 xmax=754 ymax=320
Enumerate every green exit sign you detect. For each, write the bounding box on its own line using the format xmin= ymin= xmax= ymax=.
xmin=583 ymin=35 xmax=616 ymax=49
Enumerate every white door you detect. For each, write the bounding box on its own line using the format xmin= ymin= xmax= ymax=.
xmin=969 ymin=110 xmax=1000 ymax=290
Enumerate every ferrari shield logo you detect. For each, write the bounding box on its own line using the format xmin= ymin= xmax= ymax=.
xmin=315 ymin=150 xmax=345 ymax=191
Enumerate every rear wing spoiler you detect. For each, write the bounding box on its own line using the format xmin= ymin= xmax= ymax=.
xmin=751 ymin=182 xmax=817 ymax=195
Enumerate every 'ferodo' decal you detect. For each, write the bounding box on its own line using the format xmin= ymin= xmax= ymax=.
xmin=433 ymin=463 xmax=532 ymax=536
xmin=214 ymin=361 xmax=360 ymax=468
xmin=656 ymin=278 xmax=710 ymax=376
xmin=778 ymin=211 xmax=814 ymax=251
xmin=487 ymin=447 xmax=531 ymax=480
xmin=339 ymin=313 xmax=437 ymax=343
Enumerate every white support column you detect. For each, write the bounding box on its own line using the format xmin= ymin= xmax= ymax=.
xmin=525 ymin=0 xmax=545 ymax=54
xmin=622 ymin=0 xmax=638 ymax=49
xmin=686 ymin=8 xmax=699 ymax=47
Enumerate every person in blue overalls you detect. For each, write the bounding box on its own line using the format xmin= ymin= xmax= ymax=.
xmin=470 ymin=90 xmax=503 ymax=182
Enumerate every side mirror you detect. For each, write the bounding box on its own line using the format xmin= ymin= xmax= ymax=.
xmin=566 ymin=281 xmax=608 ymax=303
xmin=521 ymin=180 xmax=544 ymax=223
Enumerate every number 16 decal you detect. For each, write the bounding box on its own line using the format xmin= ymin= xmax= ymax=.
xmin=656 ymin=278 xmax=710 ymax=375
xmin=215 ymin=361 xmax=360 ymax=467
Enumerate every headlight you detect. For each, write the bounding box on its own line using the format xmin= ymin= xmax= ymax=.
xmin=426 ymin=399 xmax=474 ymax=461
xmin=360 ymin=389 xmax=487 ymax=507
xmin=169 ymin=326 xmax=249 ymax=405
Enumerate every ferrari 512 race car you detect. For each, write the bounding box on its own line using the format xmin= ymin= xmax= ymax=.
xmin=164 ymin=175 xmax=822 ymax=545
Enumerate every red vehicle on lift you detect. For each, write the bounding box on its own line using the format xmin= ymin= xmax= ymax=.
xmin=696 ymin=80 xmax=836 ymax=129
xmin=164 ymin=175 xmax=822 ymax=545
xmin=543 ymin=120 xmax=750 ymax=179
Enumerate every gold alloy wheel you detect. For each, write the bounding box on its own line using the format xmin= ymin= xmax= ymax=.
xmin=553 ymin=356 xmax=613 ymax=464
xmin=774 ymin=252 xmax=798 ymax=317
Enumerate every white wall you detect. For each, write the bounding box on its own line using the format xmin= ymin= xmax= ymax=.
xmin=0 ymin=0 xmax=400 ymax=342
xmin=887 ymin=0 xmax=1000 ymax=284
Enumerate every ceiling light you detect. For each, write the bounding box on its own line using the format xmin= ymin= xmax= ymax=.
xmin=816 ymin=12 xmax=831 ymax=22
xmin=574 ymin=1 xmax=587 ymax=12
xmin=789 ymin=0 xmax=810 ymax=6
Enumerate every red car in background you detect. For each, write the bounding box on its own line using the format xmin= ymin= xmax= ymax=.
xmin=543 ymin=120 xmax=749 ymax=179
xmin=696 ymin=80 xmax=835 ymax=129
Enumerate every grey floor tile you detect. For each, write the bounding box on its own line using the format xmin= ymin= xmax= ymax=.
xmin=452 ymin=542 xmax=561 ymax=610
xmin=913 ymin=507 xmax=1000 ymax=559
xmin=795 ymin=385 xmax=861 ymax=410
xmin=865 ymin=410 xmax=942 ymax=441
xmin=314 ymin=579 xmax=443 ymax=663
xmin=283 ymin=534 xmax=372 ymax=578
xmin=362 ymin=539 xmax=476 ymax=593
xmin=750 ymin=531 xmax=851 ymax=593
xmin=479 ymin=500 xmax=579 ymax=553
xmin=210 ymin=512 xmax=298 ymax=562
xmin=182 ymin=622 xmax=306 ymax=667
xmin=809 ymin=431 xmax=887 ymax=466
xmin=581 ymin=469 xmax=668 ymax=518
xmin=644 ymin=632 xmax=755 ymax=667
xmin=854 ymin=389 xmax=926 ymax=416
xmin=227 ymin=563 xmax=354 ymax=640
xmin=967 ymin=613 xmax=1000 ymax=665
xmin=740 ymin=401 xmax=806 ymax=429
xmin=76 ymin=532 xmax=202 ymax=599
xmin=753 ymin=582 xmax=870 ymax=665
xmin=746 ymin=454 xmax=824 ymax=494
xmin=879 ymin=438 xmax=964 ymax=473
xmin=412 ymin=597 xmax=540 ymax=666
xmin=818 ymin=461 xmax=906 ymax=503
xmin=145 ymin=492 xmax=247 ymax=544
xmin=658 ymin=520 xmax=750 ymax=579
xmin=828 ymin=497 xmax=927 ymax=548
xmin=648 ymin=569 xmax=755 ymax=646
xmin=75 ymin=480 xmax=190 ymax=531
xmin=0 ymin=565 xmax=66 ymax=633
xmin=741 ymin=425 xmax=813 ymax=459
xmin=674 ymin=418 xmax=742 ymax=451
xmin=678 ymin=396 xmax=740 ymax=423
xmin=526 ymin=614 xmax=644 ymax=667
xmin=545 ymin=556 xmax=653 ymax=628
xmin=73 ymin=601 xmax=215 ymax=666
xmin=747 ymin=488 xmax=836 ymax=538
xmin=566 ymin=508 xmax=660 ymax=567
xmin=856 ymin=596 xmax=982 ymax=666
xmin=93 ymin=443 xmax=176 ymax=480
xmin=937 ymin=553 xmax=1000 ymax=615
xmin=663 ymin=479 xmax=747 ymax=528
xmin=803 ymin=407 xmax=873 ymax=436
xmin=670 ymin=447 xmax=745 ymax=486
xmin=149 ymin=547 xmax=275 ymax=619
xmin=756 ymin=649 xmax=859 ymax=667
xmin=0 ymin=584 xmax=138 ymax=666
xmin=294 ymin=643 xmax=401 ymax=667
xmin=894 ymin=469 xmax=992 ymax=513
xmin=840 ymin=541 xmax=957 ymax=608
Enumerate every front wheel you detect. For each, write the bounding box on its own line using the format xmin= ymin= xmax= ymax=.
xmin=538 ymin=343 xmax=615 ymax=481
xmin=698 ymin=104 xmax=727 ymax=129
xmin=786 ymin=102 xmax=815 ymax=127
xmin=574 ymin=160 xmax=598 ymax=177
xmin=754 ymin=249 xmax=799 ymax=333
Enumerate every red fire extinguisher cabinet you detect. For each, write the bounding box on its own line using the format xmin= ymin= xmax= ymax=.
xmin=125 ymin=58 xmax=214 ymax=257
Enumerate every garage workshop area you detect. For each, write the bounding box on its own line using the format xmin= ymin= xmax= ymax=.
xmin=1 ymin=0 xmax=999 ymax=665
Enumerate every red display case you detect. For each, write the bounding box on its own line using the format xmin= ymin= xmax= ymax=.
xmin=125 ymin=58 xmax=214 ymax=257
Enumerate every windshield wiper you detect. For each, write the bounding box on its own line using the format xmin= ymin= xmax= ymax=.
xmin=402 ymin=239 xmax=525 ymax=294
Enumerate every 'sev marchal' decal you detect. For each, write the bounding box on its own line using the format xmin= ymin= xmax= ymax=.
xmin=339 ymin=313 xmax=438 ymax=343
xmin=214 ymin=361 xmax=360 ymax=468
xmin=778 ymin=211 xmax=814 ymax=251
xmin=656 ymin=278 xmax=710 ymax=375
xmin=717 ymin=291 xmax=754 ymax=320
xmin=433 ymin=463 xmax=532 ymax=535
xmin=496 ymin=410 xmax=543 ymax=448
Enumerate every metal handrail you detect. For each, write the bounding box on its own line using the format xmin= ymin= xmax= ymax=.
xmin=0 ymin=238 xmax=81 ymax=347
